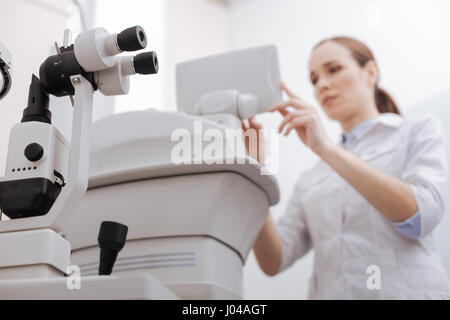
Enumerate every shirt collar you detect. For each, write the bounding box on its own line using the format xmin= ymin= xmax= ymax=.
xmin=341 ymin=112 xmax=403 ymax=146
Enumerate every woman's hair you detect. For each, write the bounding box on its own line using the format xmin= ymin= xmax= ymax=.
xmin=314 ymin=36 xmax=401 ymax=115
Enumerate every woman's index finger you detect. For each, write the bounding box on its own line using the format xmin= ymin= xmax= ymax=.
xmin=280 ymin=81 xmax=299 ymax=99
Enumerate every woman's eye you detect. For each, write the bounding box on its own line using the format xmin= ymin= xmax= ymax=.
xmin=329 ymin=66 xmax=341 ymax=73
xmin=311 ymin=77 xmax=318 ymax=85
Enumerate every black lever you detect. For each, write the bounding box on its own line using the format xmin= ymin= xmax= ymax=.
xmin=97 ymin=221 xmax=128 ymax=276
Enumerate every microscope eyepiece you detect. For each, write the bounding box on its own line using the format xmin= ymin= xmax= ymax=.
xmin=133 ymin=51 xmax=158 ymax=75
xmin=22 ymin=75 xmax=51 ymax=124
xmin=117 ymin=25 xmax=147 ymax=52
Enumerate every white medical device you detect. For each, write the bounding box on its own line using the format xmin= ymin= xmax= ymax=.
xmin=0 ymin=43 xmax=280 ymax=300
xmin=0 ymin=26 xmax=158 ymax=220
xmin=177 ymin=45 xmax=281 ymax=125
xmin=63 ymin=46 xmax=281 ymax=299
xmin=0 ymin=42 xmax=12 ymax=100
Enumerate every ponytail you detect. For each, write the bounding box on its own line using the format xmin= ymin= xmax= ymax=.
xmin=375 ymin=86 xmax=401 ymax=115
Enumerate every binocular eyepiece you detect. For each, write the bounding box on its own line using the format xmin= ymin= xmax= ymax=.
xmin=37 ymin=25 xmax=159 ymax=97
xmin=117 ymin=26 xmax=147 ymax=52
xmin=133 ymin=51 xmax=158 ymax=75
xmin=115 ymin=26 xmax=158 ymax=75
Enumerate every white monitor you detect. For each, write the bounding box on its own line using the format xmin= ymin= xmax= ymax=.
xmin=176 ymin=45 xmax=281 ymax=117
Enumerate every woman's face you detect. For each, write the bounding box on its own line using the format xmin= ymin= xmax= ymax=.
xmin=308 ymin=41 xmax=377 ymax=122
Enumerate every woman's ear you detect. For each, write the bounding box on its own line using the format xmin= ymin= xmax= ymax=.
xmin=365 ymin=60 xmax=379 ymax=87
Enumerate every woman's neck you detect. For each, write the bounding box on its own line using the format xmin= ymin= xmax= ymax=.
xmin=341 ymin=107 xmax=380 ymax=133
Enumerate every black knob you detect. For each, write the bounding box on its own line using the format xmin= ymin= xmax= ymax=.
xmin=97 ymin=221 xmax=128 ymax=276
xmin=24 ymin=143 xmax=44 ymax=162
xmin=117 ymin=26 xmax=147 ymax=52
xmin=133 ymin=51 xmax=158 ymax=75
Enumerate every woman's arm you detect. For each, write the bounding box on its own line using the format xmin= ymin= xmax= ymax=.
xmin=241 ymin=119 xmax=282 ymax=275
xmin=318 ymin=145 xmax=418 ymax=222
xmin=242 ymin=118 xmax=312 ymax=276
xmin=253 ymin=212 xmax=283 ymax=276
xmin=270 ymin=82 xmax=418 ymax=223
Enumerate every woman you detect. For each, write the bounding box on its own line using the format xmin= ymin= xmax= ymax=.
xmin=243 ymin=36 xmax=450 ymax=299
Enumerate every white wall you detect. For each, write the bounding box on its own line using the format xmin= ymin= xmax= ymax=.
xmin=226 ymin=0 xmax=450 ymax=299
xmin=94 ymin=0 xmax=229 ymax=114
xmin=94 ymin=0 xmax=166 ymax=115
xmin=164 ymin=0 xmax=229 ymax=110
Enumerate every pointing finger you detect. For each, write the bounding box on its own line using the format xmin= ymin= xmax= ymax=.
xmin=269 ymin=99 xmax=308 ymax=113
xmin=280 ymin=81 xmax=299 ymax=99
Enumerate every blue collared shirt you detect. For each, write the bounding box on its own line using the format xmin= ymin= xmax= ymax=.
xmin=341 ymin=117 xmax=421 ymax=239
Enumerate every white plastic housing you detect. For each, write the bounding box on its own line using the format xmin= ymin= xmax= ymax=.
xmin=0 ymin=273 xmax=178 ymax=300
xmin=0 ymin=75 xmax=94 ymax=234
xmin=74 ymin=28 xmax=119 ymax=72
xmin=72 ymin=237 xmax=242 ymax=299
xmin=195 ymin=89 xmax=259 ymax=120
xmin=0 ymin=121 xmax=69 ymax=186
xmin=176 ymin=45 xmax=281 ymax=118
xmin=95 ymin=56 xmax=133 ymax=96
xmin=0 ymin=229 xmax=70 ymax=279
xmin=62 ymin=110 xmax=280 ymax=299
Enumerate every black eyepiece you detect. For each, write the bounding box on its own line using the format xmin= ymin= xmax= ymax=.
xmin=117 ymin=26 xmax=147 ymax=52
xmin=133 ymin=51 xmax=158 ymax=75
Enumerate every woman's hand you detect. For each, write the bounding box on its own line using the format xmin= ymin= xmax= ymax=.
xmin=241 ymin=117 xmax=266 ymax=165
xmin=269 ymin=81 xmax=334 ymax=156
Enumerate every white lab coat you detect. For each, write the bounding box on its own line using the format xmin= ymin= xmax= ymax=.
xmin=277 ymin=112 xmax=450 ymax=299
